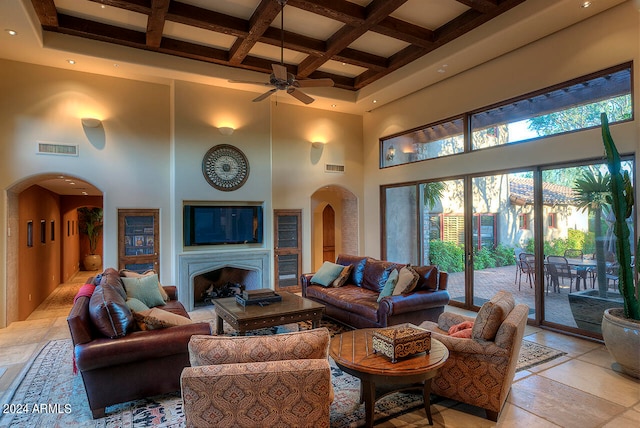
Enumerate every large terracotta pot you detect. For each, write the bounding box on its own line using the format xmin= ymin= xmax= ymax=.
xmin=83 ymin=254 xmax=102 ymax=271
xmin=602 ymin=308 xmax=640 ymax=379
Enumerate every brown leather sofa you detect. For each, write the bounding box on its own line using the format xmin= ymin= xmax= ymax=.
xmin=301 ymin=254 xmax=450 ymax=329
xmin=67 ymin=268 xmax=212 ymax=419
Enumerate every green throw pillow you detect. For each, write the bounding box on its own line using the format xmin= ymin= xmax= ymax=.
xmin=125 ymin=297 xmax=150 ymax=313
xmin=377 ymin=268 xmax=399 ymax=302
xmin=122 ymin=274 xmax=166 ymax=308
xmin=310 ymin=261 xmax=346 ymax=287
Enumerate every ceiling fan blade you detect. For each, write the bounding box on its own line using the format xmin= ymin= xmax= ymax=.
xmin=295 ymin=78 xmax=334 ymax=88
xmin=229 ymin=79 xmax=271 ymax=86
xmin=272 ymin=64 xmax=288 ymax=82
xmin=253 ymin=88 xmax=277 ymax=102
xmin=287 ymin=88 xmax=315 ymax=105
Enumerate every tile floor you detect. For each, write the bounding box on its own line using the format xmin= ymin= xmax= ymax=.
xmin=0 ymin=271 xmax=639 ymax=427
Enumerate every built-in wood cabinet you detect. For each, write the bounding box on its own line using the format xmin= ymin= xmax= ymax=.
xmin=274 ymin=210 xmax=302 ymax=292
xmin=118 ymin=209 xmax=159 ymax=276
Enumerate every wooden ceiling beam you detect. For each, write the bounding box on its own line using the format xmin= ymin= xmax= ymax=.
xmin=167 ymin=2 xmax=248 ymax=37
xmin=286 ymin=0 xmax=365 ymax=26
xmin=296 ymin=0 xmax=408 ymax=78
xmin=87 ymin=0 xmax=150 ymax=15
xmin=358 ymin=0 xmax=526 ymax=88
xmin=30 ymin=0 xmax=58 ymax=28
xmin=454 ymin=0 xmax=499 ymax=14
xmin=373 ymin=17 xmax=434 ymax=49
xmin=146 ymin=0 xmax=170 ymax=48
xmin=229 ymin=0 xmax=280 ymax=65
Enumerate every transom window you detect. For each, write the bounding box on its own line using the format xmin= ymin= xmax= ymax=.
xmin=380 ymin=63 xmax=632 ymax=168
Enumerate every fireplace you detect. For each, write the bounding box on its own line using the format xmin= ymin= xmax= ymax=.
xmin=178 ymin=249 xmax=270 ymax=311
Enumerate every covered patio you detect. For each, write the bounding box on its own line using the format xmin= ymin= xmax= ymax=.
xmin=446 ymin=264 xmax=603 ymax=328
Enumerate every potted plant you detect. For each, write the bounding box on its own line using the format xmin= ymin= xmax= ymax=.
xmin=600 ymin=112 xmax=640 ymax=378
xmin=78 ymin=207 xmax=103 ymax=271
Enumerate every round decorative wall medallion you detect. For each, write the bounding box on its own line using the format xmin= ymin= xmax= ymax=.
xmin=202 ymin=144 xmax=249 ymax=191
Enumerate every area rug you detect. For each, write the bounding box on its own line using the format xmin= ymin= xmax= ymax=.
xmin=0 ymin=329 xmax=565 ymax=427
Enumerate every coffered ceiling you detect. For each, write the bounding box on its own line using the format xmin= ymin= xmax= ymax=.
xmin=0 ymin=0 xmax=628 ymax=113
xmin=28 ymin=0 xmax=530 ymax=92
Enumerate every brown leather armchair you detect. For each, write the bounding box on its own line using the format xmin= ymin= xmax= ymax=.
xmin=67 ymin=269 xmax=212 ymax=418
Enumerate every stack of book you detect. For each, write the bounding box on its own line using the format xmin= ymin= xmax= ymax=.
xmin=235 ymin=288 xmax=282 ymax=307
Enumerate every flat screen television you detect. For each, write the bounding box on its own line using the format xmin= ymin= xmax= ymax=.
xmin=184 ymin=204 xmax=263 ymax=246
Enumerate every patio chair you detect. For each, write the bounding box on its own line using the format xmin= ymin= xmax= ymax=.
xmin=606 ymin=262 xmax=619 ymax=289
xmin=515 ymin=252 xmax=534 ymax=290
xmin=564 ymin=249 xmax=595 ymax=289
xmin=546 ymin=256 xmax=576 ymax=294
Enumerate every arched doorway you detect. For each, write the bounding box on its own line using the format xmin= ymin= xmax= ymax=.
xmin=311 ymin=185 xmax=358 ymax=271
xmin=322 ymin=205 xmax=335 ymax=262
xmin=5 ymin=174 xmax=102 ymax=324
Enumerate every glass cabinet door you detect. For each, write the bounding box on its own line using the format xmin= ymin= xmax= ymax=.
xmin=118 ymin=209 xmax=160 ymax=276
xmin=274 ymin=210 xmax=302 ymax=292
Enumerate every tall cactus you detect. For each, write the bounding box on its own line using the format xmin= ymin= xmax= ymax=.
xmin=601 ymin=113 xmax=640 ymax=320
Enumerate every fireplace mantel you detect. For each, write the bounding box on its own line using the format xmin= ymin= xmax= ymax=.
xmin=178 ymin=249 xmax=271 ymax=311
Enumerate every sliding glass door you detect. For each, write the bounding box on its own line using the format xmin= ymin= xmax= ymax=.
xmin=471 ymin=172 xmax=535 ymax=316
xmin=542 ymin=161 xmax=632 ymax=335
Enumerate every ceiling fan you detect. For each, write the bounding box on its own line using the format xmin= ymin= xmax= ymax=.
xmin=229 ymin=0 xmax=334 ymax=104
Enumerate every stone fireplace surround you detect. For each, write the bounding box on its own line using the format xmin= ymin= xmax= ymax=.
xmin=178 ymin=249 xmax=270 ymax=311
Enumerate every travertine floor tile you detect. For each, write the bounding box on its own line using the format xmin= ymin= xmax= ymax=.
xmin=524 ymin=330 xmax=600 ymax=357
xmin=602 ymin=408 xmax=640 ymax=428
xmin=510 ymin=375 xmax=626 ymax=428
xmin=0 ymin=343 xmax=39 ymax=365
xmin=540 ymin=359 xmax=640 ymax=407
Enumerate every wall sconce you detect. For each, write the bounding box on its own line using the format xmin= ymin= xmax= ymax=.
xmin=311 ymin=141 xmax=324 ymax=149
xmin=218 ymin=126 xmax=235 ymax=135
xmin=386 ymin=145 xmax=395 ymax=161
xmin=81 ymin=117 xmax=102 ymax=128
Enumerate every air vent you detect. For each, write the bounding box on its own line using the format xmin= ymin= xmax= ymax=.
xmin=325 ymin=164 xmax=345 ymax=173
xmin=37 ymin=142 xmax=78 ymax=156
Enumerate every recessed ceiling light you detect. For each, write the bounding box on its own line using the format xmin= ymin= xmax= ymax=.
xmin=581 ymin=1 xmax=591 ymax=8
xmin=67 ymin=59 xmax=76 ymax=65
xmin=331 ymin=104 xmax=337 ymax=108
xmin=373 ymin=100 xmax=377 ymax=104
xmin=113 ymin=63 xmax=119 ymax=67
xmin=5 ymin=29 xmax=17 ymax=36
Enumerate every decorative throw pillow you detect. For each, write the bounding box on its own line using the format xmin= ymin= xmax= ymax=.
xmin=331 ymin=265 xmax=353 ymax=287
xmin=448 ymin=321 xmax=475 ymax=336
xmin=126 ymin=297 xmax=150 ymax=313
xmin=450 ymin=328 xmax=473 ymax=338
xmin=89 ymin=284 xmax=133 ymax=338
xmin=120 ymin=269 xmax=169 ymax=301
xmin=121 ymin=274 xmax=166 ymax=308
xmin=310 ymin=261 xmax=346 ymax=287
xmin=377 ymin=268 xmax=399 ymax=302
xmin=472 ymin=290 xmax=515 ymax=341
xmin=393 ymin=265 xmax=420 ymax=295
xmin=133 ymin=307 xmax=194 ymax=330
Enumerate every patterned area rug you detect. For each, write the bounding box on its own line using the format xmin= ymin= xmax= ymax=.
xmin=0 ymin=324 xmax=565 ymax=428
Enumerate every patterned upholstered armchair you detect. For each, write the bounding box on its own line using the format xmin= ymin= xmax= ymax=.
xmin=181 ymin=328 xmax=332 ymax=428
xmin=419 ymin=291 xmax=529 ymax=421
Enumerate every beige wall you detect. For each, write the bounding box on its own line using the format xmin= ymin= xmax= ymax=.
xmin=362 ymin=1 xmax=640 ymax=258
xmin=271 ymin=103 xmax=363 ymax=273
xmin=17 ymin=186 xmax=61 ymax=319
xmin=0 ymin=60 xmax=364 ymax=326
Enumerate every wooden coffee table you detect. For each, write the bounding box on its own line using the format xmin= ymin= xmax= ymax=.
xmin=214 ymin=291 xmax=325 ymax=335
xmin=330 ymin=329 xmax=448 ymax=427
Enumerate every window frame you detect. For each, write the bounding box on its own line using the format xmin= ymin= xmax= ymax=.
xmin=379 ymin=62 xmax=633 ymax=168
